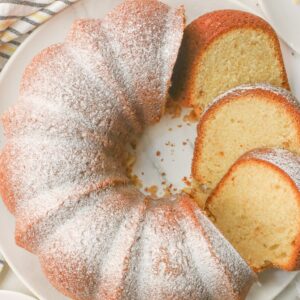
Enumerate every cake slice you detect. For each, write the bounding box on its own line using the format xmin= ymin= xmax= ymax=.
xmin=192 ymin=84 xmax=300 ymax=207
xmin=206 ymin=148 xmax=300 ymax=271
xmin=171 ymin=10 xmax=289 ymax=112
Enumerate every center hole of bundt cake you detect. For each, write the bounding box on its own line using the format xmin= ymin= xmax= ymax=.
xmin=128 ymin=106 xmax=198 ymax=198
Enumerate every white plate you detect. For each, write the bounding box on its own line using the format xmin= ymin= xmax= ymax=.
xmin=0 ymin=290 xmax=36 ymax=300
xmin=0 ymin=0 xmax=300 ymax=299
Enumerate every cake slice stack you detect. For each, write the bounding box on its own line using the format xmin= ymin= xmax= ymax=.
xmin=171 ymin=8 xmax=300 ymax=274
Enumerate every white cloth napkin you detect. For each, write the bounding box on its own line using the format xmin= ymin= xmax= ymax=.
xmin=0 ymin=0 xmax=80 ymax=71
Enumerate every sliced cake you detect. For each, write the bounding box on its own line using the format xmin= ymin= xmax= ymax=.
xmin=171 ymin=10 xmax=289 ymax=112
xmin=206 ymin=148 xmax=300 ymax=271
xmin=192 ymin=84 xmax=300 ymax=207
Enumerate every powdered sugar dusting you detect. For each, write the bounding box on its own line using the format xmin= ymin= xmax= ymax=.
xmin=132 ymin=197 xmax=205 ymax=299
xmin=246 ymin=148 xmax=300 ymax=191
xmin=0 ymin=0 xmax=254 ymax=299
xmin=202 ymin=83 xmax=300 ymax=117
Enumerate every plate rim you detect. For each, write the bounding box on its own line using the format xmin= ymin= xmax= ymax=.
xmin=0 ymin=290 xmax=37 ymax=300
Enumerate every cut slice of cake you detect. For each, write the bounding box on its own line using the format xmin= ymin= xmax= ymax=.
xmin=192 ymin=84 xmax=300 ymax=207
xmin=206 ymin=148 xmax=300 ymax=271
xmin=171 ymin=10 xmax=289 ymax=112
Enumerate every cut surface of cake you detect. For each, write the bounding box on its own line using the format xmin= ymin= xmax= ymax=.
xmin=192 ymin=84 xmax=300 ymax=207
xmin=171 ymin=9 xmax=289 ymax=112
xmin=0 ymin=1 xmax=255 ymax=299
xmin=206 ymin=148 xmax=300 ymax=272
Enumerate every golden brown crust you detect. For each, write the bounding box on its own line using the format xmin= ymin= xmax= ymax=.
xmin=171 ymin=10 xmax=289 ymax=106
xmin=206 ymin=154 xmax=300 ymax=272
xmin=192 ymin=87 xmax=300 ymax=183
xmin=0 ymin=161 xmax=15 ymax=213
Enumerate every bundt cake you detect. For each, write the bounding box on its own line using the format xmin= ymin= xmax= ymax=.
xmin=0 ymin=1 xmax=255 ymax=299
xmin=206 ymin=148 xmax=300 ymax=272
xmin=192 ymin=84 xmax=300 ymax=207
xmin=171 ymin=10 xmax=289 ymax=112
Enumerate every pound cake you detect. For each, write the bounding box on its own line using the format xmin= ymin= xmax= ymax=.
xmin=192 ymin=84 xmax=300 ymax=207
xmin=0 ymin=1 xmax=255 ymax=299
xmin=206 ymin=148 xmax=300 ymax=272
xmin=171 ymin=10 xmax=289 ymax=112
